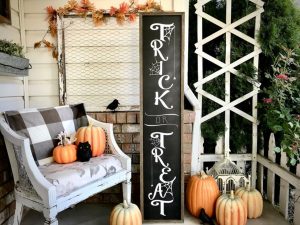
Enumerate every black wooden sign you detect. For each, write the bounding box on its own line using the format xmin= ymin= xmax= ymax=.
xmin=140 ymin=13 xmax=184 ymax=222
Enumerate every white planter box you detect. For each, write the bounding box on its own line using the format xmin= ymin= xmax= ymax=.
xmin=0 ymin=52 xmax=30 ymax=76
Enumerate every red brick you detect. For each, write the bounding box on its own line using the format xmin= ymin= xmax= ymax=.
xmin=183 ymin=133 xmax=192 ymax=144
xmin=184 ymin=110 xmax=195 ymax=124
xmin=96 ymin=113 xmax=106 ymax=122
xmin=122 ymin=144 xmax=140 ymax=153
xmin=114 ymin=134 xmax=132 ymax=144
xmin=132 ymin=133 xmax=140 ymax=144
xmin=184 ymin=163 xmax=191 ymax=174
xmin=137 ymin=113 xmax=141 ymax=124
xmin=113 ymin=124 xmax=122 ymax=133
xmin=0 ymin=208 xmax=9 ymax=224
xmin=183 ymin=124 xmax=193 ymax=134
xmin=183 ymin=143 xmax=192 ymax=153
xmin=184 ymin=153 xmax=191 ymax=164
xmin=87 ymin=112 xmax=96 ymax=119
xmin=106 ymin=113 xmax=116 ymax=123
xmin=122 ymin=124 xmax=139 ymax=133
xmin=116 ymin=113 xmax=127 ymax=123
xmin=126 ymin=112 xmax=137 ymax=124
xmin=0 ymin=181 xmax=14 ymax=199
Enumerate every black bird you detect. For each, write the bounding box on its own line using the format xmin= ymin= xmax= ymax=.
xmin=106 ymin=99 xmax=120 ymax=112
xmin=199 ymin=208 xmax=214 ymax=225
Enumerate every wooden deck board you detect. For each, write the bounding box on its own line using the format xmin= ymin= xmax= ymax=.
xmin=21 ymin=200 xmax=289 ymax=225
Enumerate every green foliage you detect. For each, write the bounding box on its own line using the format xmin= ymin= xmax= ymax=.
xmin=259 ymin=48 xmax=300 ymax=166
xmin=0 ymin=40 xmax=24 ymax=58
xmin=259 ymin=0 xmax=300 ymax=58
xmin=188 ymin=0 xmax=300 ymax=160
xmin=188 ymin=0 xmax=257 ymax=151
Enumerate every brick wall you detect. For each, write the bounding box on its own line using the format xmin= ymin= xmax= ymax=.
xmin=86 ymin=110 xmax=195 ymax=205
xmin=0 ymin=110 xmax=194 ymax=222
xmin=0 ymin=134 xmax=15 ymax=225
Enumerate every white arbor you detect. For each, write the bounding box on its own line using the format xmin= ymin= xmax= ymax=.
xmin=190 ymin=0 xmax=264 ymax=187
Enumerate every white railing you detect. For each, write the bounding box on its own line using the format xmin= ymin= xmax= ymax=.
xmin=257 ymin=133 xmax=300 ymax=224
xmin=197 ymin=133 xmax=300 ymax=224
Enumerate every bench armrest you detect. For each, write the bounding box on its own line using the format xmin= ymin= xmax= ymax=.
xmin=87 ymin=115 xmax=131 ymax=171
xmin=0 ymin=116 xmax=57 ymax=207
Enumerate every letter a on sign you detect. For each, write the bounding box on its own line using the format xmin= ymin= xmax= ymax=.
xmin=140 ymin=12 xmax=184 ymax=222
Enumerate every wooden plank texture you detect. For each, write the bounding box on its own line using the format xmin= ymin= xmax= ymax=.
xmin=0 ymin=26 xmax=21 ymax=44
xmin=279 ymin=153 xmax=289 ymax=219
xmin=28 ymin=63 xmax=58 ymax=81
xmin=0 ymin=78 xmax=24 ymax=97
xmin=0 ymin=97 xmax=24 ymax=111
xmin=267 ymin=133 xmax=276 ymax=204
xmin=257 ymin=155 xmax=300 ymax=189
xmin=28 ymin=80 xmax=58 ymax=96
xmin=29 ymin=96 xmax=59 ymax=108
xmin=294 ymin=165 xmax=300 ymax=225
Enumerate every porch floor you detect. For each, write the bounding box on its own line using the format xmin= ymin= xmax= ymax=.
xmin=21 ymin=200 xmax=289 ymax=225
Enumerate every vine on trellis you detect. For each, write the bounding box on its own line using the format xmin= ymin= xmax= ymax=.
xmin=34 ymin=0 xmax=162 ymax=59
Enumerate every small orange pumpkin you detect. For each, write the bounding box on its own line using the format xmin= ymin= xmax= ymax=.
xmin=110 ymin=200 xmax=142 ymax=225
xmin=53 ymin=144 xmax=77 ymax=164
xmin=216 ymin=190 xmax=247 ymax=225
xmin=235 ymin=184 xmax=263 ymax=218
xmin=53 ymin=131 xmax=77 ymax=164
xmin=186 ymin=171 xmax=220 ymax=217
xmin=75 ymin=124 xmax=106 ymax=157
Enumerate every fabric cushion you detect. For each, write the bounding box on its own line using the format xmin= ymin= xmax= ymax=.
xmin=4 ymin=103 xmax=88 ymax=164
xmin=39 ymin=154 xmax=123 ymax=197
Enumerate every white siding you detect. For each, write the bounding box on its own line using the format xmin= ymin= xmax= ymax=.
xmin=0 ymin=0 xmax=25 ymax=111
xmin=23 ymin=0 xmax=179 ymax=109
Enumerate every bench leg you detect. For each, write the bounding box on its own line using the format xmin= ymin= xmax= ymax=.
xmin=122 ymin=180 xmax=131 ymax=203
xmin=43 ymin=208 xmax=58 ymax=225
xmin=44 ymin=218 xmax=58 ymax=225
xmin=13 ymin=202 xmax=23 ymax=225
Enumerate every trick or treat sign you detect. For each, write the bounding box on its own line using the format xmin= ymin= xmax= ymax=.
xmin=140 ymin=13 xmax=184 ymax=222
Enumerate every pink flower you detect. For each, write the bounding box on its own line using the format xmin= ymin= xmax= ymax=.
xmin=276 ymin=74 xmax=288 ymax=80
xmin=263 ymin=98 xmax=273 ymax=104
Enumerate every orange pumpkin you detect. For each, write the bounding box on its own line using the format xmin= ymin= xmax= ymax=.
xmin=75 ymin=124 xmax=106 ymax=157
xmin=235 ymin=184 xmax=263 ymax=218
xmin=110 ymin=200 xmax=142 ymax=225
xmin=216 ymin=190 xmax=247 ymax=225
xmin=53 ymin=144 xmax=77 ymax=164
xmin=186 ymin=171 xmax=220 ymax=217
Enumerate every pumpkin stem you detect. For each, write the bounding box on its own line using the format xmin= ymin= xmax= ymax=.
xmin=199 ymin=170 xmax=208 ymax=179
xmin=123 ymin=200 xmax=129 ymax=209
xmin=246 ymin=183 xmax=251 ymax=191
xmin=230 ymin=190 xmax=235 ymax=199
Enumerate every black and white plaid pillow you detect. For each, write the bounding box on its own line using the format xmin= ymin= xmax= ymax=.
xmin=4 ymin=103 xmax=88 ymax=164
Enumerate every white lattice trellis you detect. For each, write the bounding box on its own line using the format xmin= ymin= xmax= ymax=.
xmin=191 ymin=0 xmax=264 ymax=188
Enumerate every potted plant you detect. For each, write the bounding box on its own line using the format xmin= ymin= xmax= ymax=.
xmin=0 ymin=39 xmax=31 ymax=76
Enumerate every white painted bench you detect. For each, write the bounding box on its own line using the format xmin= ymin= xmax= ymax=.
xmin=0 ymin=112 xmax=131 ymax=225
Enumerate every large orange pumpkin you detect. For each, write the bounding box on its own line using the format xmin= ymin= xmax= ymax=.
xmin=186 ymin=171 xmax=220 ymax=217
xmin=53 ymin=144 xmax=77 ymax=164
xmin=110 ymin=200 xmax=142 ymax=225
xmin=75 ymin=124 xmax=106 ymax=157
xmin=216 ymin=190 xmax=247 ymax=225
xmin=235 ymin=184 xmax=263 ymax=218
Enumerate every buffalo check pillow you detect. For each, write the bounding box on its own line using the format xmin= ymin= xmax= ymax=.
xmin=4 ymin=103 xmax=88 ymax=165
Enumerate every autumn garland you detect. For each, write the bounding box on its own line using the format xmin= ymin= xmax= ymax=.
xmin=34 ymin=0 xmax=162 ymax=59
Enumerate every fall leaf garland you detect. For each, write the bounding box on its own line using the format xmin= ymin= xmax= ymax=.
xmin=34 ymin=0 xmax=162 ymax=59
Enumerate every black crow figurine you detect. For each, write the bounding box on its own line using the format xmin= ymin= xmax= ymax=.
xmin=199 ymin=208 xmax=214 ymax=225
xmin=106 ymin=99 xmax=120 ymax=112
